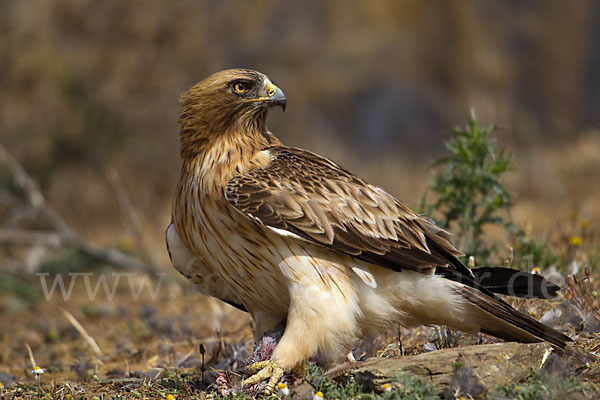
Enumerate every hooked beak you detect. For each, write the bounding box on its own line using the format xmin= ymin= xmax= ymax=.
xmin=246 ymin=81 xmax=287 ymax=111
xmin=268 ymin=85 xmax=287 ymax=112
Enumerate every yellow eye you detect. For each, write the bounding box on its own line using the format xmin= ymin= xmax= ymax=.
xmin=233 ymin=81 xmax=248 ymax=94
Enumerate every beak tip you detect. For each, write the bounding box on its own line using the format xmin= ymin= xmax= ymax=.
xmin=271 ymin=87 xmax=287 ymax=112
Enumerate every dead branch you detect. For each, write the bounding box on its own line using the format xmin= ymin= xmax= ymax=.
xmin=79 ymin=240 xmax=151 ymax=272
xmin=350 ymin=342 xmax=552 ymax=391
xmin=0 ymin=143 xmax=158 ymax=274
xmin=107 ymin=168 xmax=159 ymax=271
xmin=0 ymin=229 xmax=63 ymax=246
xmin=0 ymin=145 xmax=45 ymax=209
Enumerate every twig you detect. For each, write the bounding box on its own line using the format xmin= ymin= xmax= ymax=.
xmin=107 ymin=169 xmax=158 ymax=270
xmin=24 ymin=343 xmax=37 ymax=369
xmin=77 ymin=240 xmax=152 ymax=273
xmin=60 ymin=307 xmax=103 ymax=356
xmin=0 ymin=229 xmax=63 ymax=246
xmin=568 ymin=275 xmax=584 ymax=308
xmin=0 ymin=191 xmax=19 ymax=210
xmin=0 ymin=228 xmax=152 ymax=272
xmin=2 ymin=206 xmax=36 ymax=229
xmin=104 ymin=377 xmax=144 ymax=384
xmin=0 ymin=144 xmax=75 ymax=238
xmin=177 ymin=348 xmax=195 ymax=367
xmin=152 ymin=368 xmax=163 ymax=380
xmin=326 ymin=360 xmax=360 ymax=379
xmin=0 ymin=145 xmax=45 ymax=209
xmin=0 ymin=256 xmax=23 ymax=272
xmin=584 ymin=266 xmax=599 ymax=314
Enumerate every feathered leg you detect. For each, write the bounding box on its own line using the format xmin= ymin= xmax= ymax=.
xmin=245 ymin=279 xmax=359 ymax=394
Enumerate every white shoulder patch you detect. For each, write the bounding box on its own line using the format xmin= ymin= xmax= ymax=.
xmin=266 ymin=225 xmax=305 ymax=241
xmin=166 ymin=223 xmax=196 ymax=273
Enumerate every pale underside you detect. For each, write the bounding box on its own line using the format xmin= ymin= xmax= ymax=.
xmin=167 ymin=196 xmax=476 ymax=368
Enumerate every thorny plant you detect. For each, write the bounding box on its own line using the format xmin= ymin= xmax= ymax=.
xmin=419 ymin=110 xmax=557 ymax=270
xmin=568 ymin=265 xmax=600 ymax=321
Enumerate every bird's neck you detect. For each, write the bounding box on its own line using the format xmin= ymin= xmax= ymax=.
xmin=178 ymin=126 xmax=280 ymax=195
xmin=178 ymin=102 xmax=270 ymax=159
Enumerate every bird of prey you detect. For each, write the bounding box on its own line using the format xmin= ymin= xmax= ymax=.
xmin=166 ymin=69 xmax=570 ymax=394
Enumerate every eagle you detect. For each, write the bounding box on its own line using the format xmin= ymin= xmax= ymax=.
xmin=166 ymin=69 xmax=570 ymax=394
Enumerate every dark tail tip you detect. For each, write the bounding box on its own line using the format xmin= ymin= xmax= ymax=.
xmin=472 ymin=267 xmax=561 ymax=299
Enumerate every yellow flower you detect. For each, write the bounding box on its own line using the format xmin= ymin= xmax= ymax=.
xmin=166 ymin=395 xmax=175 ymax=400
xmin=581 ymin=219 xmax=590 ymax=228
xmin=47 ymin=327 xmax=59 ymax=341
xmin=383 ymin=383 xmax=392 ymax=392
xmin=531 ymin=267 xmax=540 ymax=275
xmin=314 ymin=391 xmax=324 ymax=399
xmin=0 ymin=382 xmax=4 ymax=389
xmin=569 ymin=236 xmax=583 ymax=246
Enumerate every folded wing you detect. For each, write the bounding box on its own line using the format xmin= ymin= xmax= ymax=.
xmin=225 ymin=146 xmax=471 ymax=278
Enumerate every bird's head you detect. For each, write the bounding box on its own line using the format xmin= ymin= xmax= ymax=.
xmin=178 ymin=69 xmax=286 ymax=156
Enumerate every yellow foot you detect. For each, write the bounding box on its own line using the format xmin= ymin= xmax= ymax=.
xmin=244 ymin=360 xmax=285 ymax=395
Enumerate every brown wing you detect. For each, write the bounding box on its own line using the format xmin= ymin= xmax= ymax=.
xmin=225 ymin=146 xmax=473 ymax=278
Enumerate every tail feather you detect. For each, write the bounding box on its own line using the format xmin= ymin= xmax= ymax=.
xmin=459 ymin=286 xmax=571 ymax=348
xmin=471 ymin=267 xmax=560 ymax=299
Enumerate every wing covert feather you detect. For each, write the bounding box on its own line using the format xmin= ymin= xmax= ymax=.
xmin=225 ymin=146 xmax=470 ymax=276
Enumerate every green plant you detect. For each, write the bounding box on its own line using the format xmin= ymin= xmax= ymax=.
xmin=304 ymin=363 xmax=439 ymax=400
xmin=419 ymin=111 xmax=513 ymax=260
xmin=496 ymin=370 xmax=585 ymax=400
xmin=420 ymin=111 xmax=557 ymax=269
xmin=508 ymin=224 xmax=559 ymax=270
xmin=39 ymin=247 xmax=109 ymax=275
xmin=305 ymin=363 xmax=362 ymax=398
xmin=377 ymin=374 xmax=439 ymax=400
xmin=0 ymin=271 xmax=43 ymax=303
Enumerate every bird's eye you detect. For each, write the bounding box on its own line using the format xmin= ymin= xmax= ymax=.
xmin=232 ymin=81 xmax=249 ymax=94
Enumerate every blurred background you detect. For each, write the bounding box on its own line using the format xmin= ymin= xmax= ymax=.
xmin=2 ymin=0 xmax=600 ymax=244
xmin=1 ymin=0 xmax=599 ymax=390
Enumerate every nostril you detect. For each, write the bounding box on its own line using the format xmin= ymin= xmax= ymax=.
xmin=269 ymin=89 xmax=276 ymax=96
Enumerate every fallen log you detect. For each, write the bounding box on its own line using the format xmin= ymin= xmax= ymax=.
xmin=350 ymin=342 xmax=552 ymax=392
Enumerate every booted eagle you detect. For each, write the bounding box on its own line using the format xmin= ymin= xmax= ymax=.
xmin=166 ymin=69 xmax=570 ymax=394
